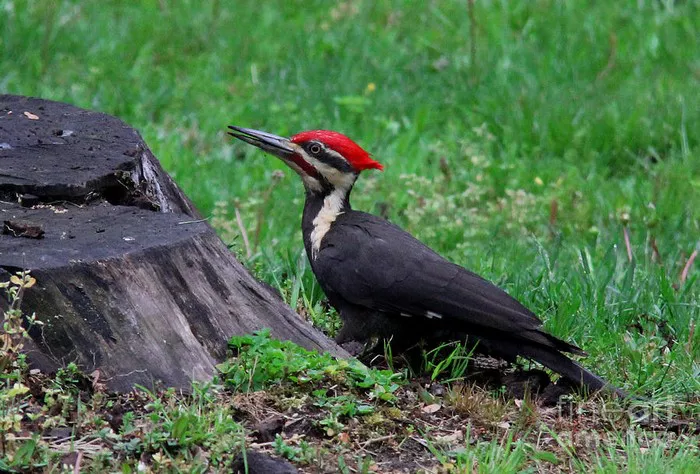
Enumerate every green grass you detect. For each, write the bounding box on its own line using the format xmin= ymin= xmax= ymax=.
xmin=1 ymin=0 xmax=699 ymax=471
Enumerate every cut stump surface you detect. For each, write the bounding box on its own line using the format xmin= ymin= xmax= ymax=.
xmin=0 ymin=95 xmax=346 ymax=391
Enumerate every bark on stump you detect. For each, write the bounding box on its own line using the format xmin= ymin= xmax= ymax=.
xmin=0 ymin=95 xmax=347 ymax=392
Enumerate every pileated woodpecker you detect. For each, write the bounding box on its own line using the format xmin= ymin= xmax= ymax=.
xmin=228 ymin=126 xmax=625 ymax=396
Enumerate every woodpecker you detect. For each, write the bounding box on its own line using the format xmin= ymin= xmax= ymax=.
xmin=228 ymin=126 xmax=625 ymax=397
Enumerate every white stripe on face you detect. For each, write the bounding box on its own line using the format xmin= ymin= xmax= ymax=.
xmin=303 ymin=147 xmax=357 ymax=190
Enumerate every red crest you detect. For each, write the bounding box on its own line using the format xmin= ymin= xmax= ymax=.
xmin=291 ymin=130 xmax=383 ymax=171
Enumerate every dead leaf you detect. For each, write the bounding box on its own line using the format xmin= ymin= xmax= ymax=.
xmin=338 ymin=432 xmax=350 ymax=443
xmin=3 ymin=220 xmax=45 ymax=239
xmin=23 ymin=111 xmax=39 ymax=120
xmin=91 ymin=369 xmax=106 ymax=392
xmin=422 ymin=403 xmax=441 ymax=414
xmin=436 ymin=430 xmax=463 ymax=444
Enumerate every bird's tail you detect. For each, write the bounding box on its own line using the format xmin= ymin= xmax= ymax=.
xmin=520 ymin=344 xmax=628 ymax=398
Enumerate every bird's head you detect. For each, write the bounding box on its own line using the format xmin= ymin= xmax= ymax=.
xmin=228 ymin=126 xmax=383 ymax=194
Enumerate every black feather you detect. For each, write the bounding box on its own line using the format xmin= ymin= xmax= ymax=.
xmin=229 ymin=125 xmax=626 ymax=397
xmin=306 ymin=208 xmax=623 ymax=396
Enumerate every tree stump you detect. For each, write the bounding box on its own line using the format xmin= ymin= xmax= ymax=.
xmin=0 ymin=95 xmax=347 ymax=392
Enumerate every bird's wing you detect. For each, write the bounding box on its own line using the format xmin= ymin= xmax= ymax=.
xmin=314 ymin=211 xmax=580 ymax=352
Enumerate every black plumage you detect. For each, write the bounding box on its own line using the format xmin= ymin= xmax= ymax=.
xmin=228 ymin=126 xmax=626 ymax=397
xmin=303 ymin=195 xmax=623 ymax=396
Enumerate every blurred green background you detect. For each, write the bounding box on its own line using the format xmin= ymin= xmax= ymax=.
xmin=1 ymin=0 xmax=698 ymax=395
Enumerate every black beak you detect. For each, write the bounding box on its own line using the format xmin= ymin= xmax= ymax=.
xmin=227 ymin=126 xmax=296 ymax=159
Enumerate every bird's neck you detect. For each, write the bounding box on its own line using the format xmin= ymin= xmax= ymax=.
xmin=302 ymin=185 xmax=353 ymax=260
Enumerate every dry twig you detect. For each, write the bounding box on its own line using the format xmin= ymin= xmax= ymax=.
xmin=73 ymin=451 xmax=83 ymax=474
xmin=623 ymin=226 xmax=633 ymax=263
xmin=650 ymin=237 xmax=663 ymax=265
xmin=234 ymin=205 xmax=252 ymax=259
xmin=596 ymin=32 xmax=618 ymax=82
xmin=467 ymin=0 xmax=478 ymax=79
xmin=680 ymin=248 xmax=697 ymax=284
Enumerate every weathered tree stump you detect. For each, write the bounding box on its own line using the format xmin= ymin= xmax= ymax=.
xmin=0 ymin=95 xmax=347 ymax=392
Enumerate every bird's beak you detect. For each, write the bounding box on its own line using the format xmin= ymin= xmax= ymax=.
xmin=227 ymin=126 xmax=297 ymax=160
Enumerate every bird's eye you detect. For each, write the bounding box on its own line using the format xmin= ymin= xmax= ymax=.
xmin=309 ymin=144 xmax=322 ymax=155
